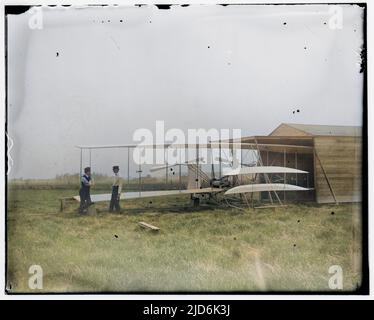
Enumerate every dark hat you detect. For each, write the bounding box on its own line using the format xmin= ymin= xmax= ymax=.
xmin=84 ymin=167 xmax=91 ymax=173
xmin=112 ymin=165 xmax=119 ymax=170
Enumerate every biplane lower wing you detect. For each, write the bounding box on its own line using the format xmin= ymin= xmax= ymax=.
xmin=225 ymin=183 xmax=310 ymax=195
xmin=73 ymin=187 xmax=222 ymax=202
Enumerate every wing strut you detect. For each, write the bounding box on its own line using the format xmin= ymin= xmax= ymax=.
xmin=254 ymin=138 xmax=283 ymax=206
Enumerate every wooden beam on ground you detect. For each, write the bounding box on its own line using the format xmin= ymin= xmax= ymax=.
xmin=254 ymin=205 xmax=288 ymax=209
xmin=138 ymin=221 xmax=160 ymax=231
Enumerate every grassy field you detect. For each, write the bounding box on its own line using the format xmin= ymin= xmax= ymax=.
xmin=6 ymin=188 xmax=362 ymax=293
xmin=8 ymin=174 xmax=189 ymax=191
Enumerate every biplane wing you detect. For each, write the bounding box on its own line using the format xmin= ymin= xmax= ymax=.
xmin=224 ymin=183 xmax=311 ymax=195
xmin=73 ymin=187 xmax=222 ymax=202
xmin=223 ymin=166 xmax=307 ymax=176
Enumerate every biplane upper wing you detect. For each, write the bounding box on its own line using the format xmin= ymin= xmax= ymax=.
xmin=223 ymin=166 xmax=308 ymax=176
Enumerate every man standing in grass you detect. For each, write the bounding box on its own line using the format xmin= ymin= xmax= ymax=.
xmin=79 ymin=167 xmax=93 ymax=214
xmin=109 ymin=165 xmax=122 ymax=213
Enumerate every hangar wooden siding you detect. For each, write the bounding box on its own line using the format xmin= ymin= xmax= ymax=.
xmin=314 ymin=136 xmax=362 ymax=203
xmin=244 ymin=123 xmax=362 ymax=204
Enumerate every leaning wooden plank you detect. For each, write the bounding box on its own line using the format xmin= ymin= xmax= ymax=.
xmin=138 ymin=222 xmax=160 ymax=231
xmin=225 ymin=183 xmax=310 ymax=195
xmin=314 ymin=150 xmax=339 ymax=204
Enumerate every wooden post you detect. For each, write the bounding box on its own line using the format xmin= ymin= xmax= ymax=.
xmin=138 ymin=152 xmax=142 ymax=196
xmin=307 ymin=173 xmax=309 ymax=188
xmin=60 ymin=198 xmax=65 ymax=212
xmin=283 ymin=148 xmax=286 ymax=201
xmin=196 ymin=145 xmax=199 ymax=189
xmin=295 ymin=152 xmax=298 ymax=185
xmin=89 ymin=149 xmax=92 ymax=183
xmin=193 ymin=197 xmax=200 ymax=207
xmin=165 ymin=147 xmax=168 ymax=185
xmin=240 ymin=147 xmax=243 ymax=184
xmin=127 ymin=147 xmax=130 ymax=186
xmin=79 ymin=148 xmax=82 ymax=184
xmin=219 ymin=142 xmax=222 ymax=178
xmin=179 ymin=149 xmax=182 ymax=192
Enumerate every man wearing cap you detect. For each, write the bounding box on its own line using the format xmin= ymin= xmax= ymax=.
xmin=109 ymin=165 xmax=122 ymax=212
xmin=79 ymin=167 xmax=93 ymax=214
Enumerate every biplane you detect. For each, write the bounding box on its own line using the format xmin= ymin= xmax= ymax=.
xmin=72 ymin=141 xmax=311 ymax=209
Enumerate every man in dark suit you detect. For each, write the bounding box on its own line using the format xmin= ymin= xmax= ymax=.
xmin=79 ymin=167 xmax=93 ymax=214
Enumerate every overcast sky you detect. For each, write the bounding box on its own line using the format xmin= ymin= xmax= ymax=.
xmin=7 ymin=4 xmax=364 ymax=179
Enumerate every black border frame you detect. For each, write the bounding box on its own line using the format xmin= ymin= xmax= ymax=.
xmin=4 ymin=2 xmax=369 ymax=295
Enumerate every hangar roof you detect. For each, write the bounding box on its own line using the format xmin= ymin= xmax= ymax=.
xmin=270 ymin=123 xmax=362 ymax=137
